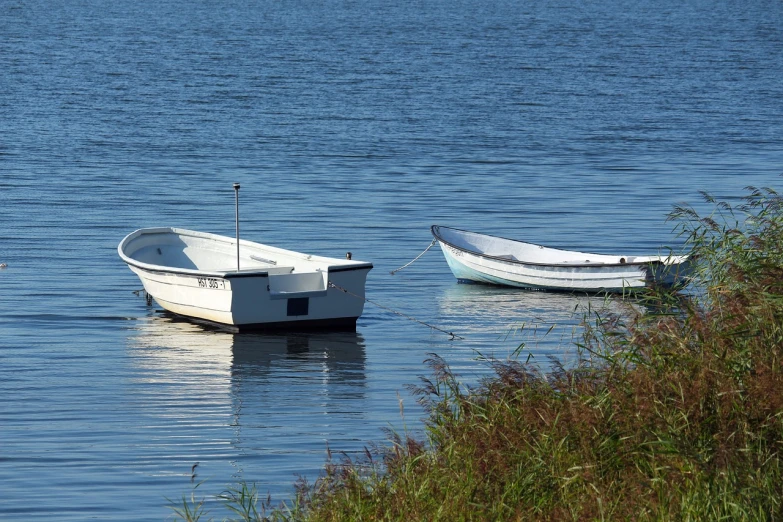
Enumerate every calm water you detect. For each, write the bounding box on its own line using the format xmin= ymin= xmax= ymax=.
xmin=2 ymin=0 xmax=782 ymax=519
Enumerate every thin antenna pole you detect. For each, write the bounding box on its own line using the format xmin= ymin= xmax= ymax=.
xmin=233 ymin=183 xmax=240 ymax=272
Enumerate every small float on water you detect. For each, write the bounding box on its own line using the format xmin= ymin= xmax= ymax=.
xmin=118 ymin=184 xmax=372 ymax=331
xmin=431 ymin=225 xmax=690 ymax=293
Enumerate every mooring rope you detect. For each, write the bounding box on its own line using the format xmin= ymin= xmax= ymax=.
xmin=328 ymin=281 xmax=464 ymax=340
xmin=390 ymin=239 xmax=438 ymax=275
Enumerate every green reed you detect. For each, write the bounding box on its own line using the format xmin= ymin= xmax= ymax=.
xmin=173 ymin=186 xmax=783 ymax=521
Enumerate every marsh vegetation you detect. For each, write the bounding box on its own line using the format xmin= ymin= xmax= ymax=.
xmin=173 ymin=186 xmax=783 ymax=521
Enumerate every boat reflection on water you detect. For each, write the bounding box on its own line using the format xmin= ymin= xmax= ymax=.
xmin=230 ymin=326 xmax=366 ymax=387
xmin=125 ymin=313 xmax=368 ymax=490
xmin=436 ymin=284 xmax=637 ymax=358
xmin=127 ymin=312 xmax=366 ymax=385
xmin=127 ymin=314 xmax=235 ymax=397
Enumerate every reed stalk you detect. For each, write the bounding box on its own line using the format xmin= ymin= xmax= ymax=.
xmin=172 ymin=186 xmax=783 ymax=521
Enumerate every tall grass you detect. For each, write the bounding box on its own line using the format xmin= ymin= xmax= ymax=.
xmin=173 ymin=186 xmax=783 ymax=521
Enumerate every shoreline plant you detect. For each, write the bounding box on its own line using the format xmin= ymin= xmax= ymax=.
xmin=172 ymin=186 xmax=783 ymax=521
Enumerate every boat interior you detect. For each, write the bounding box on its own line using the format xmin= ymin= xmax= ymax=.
xmin=436 ymin=226 xmax=663 ymax=266
xmin=120 ymin=228 xmax=355 ymax=274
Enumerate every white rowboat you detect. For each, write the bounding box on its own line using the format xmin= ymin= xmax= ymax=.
xmin=119 ymin=228 xmax=372 ymax=331
xmin=432 ymin=225 xmax=689 ymax=292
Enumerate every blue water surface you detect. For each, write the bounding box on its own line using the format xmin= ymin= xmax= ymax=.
xmin=1 ymin=0 xmax=782 ymax=519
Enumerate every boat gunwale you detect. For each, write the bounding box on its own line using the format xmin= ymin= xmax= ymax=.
xmin=125 ymin=262 xmax=372 ymax=279
xmin=431 ymin=225 xmax=683 ymax=269
xmin=118 ymin=227 xmax=373 ymax=278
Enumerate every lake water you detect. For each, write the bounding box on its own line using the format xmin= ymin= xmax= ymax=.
xmin=1 ymin=0 xmax=782 ymax=519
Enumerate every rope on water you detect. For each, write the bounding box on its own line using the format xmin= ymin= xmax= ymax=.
xmin=390 ymin=239 xmax=438 ymax=275
xmin=328 ymin=281 xmax=464 ymax=340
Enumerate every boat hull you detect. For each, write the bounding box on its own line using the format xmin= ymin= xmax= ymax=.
xmin=433 ymin=225 xmax=689 ymax=293
xmin=120 ymin=228 xmax=372 ymax=331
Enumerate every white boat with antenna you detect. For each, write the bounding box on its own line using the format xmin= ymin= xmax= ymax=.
xmin=118 ymin=184 xmax=373 ymax=331
xmin=432 ymin=225 xmax=690 ymax=293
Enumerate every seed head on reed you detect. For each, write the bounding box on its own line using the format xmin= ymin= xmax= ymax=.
xmin=172 ymin=185 xmax=783 ymax=521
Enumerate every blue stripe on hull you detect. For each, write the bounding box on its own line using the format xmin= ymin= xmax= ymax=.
xmin=444 ymin=253 xmax=542 ymax=289
xmin=440 ymin=244 xmax=641 ymax=292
